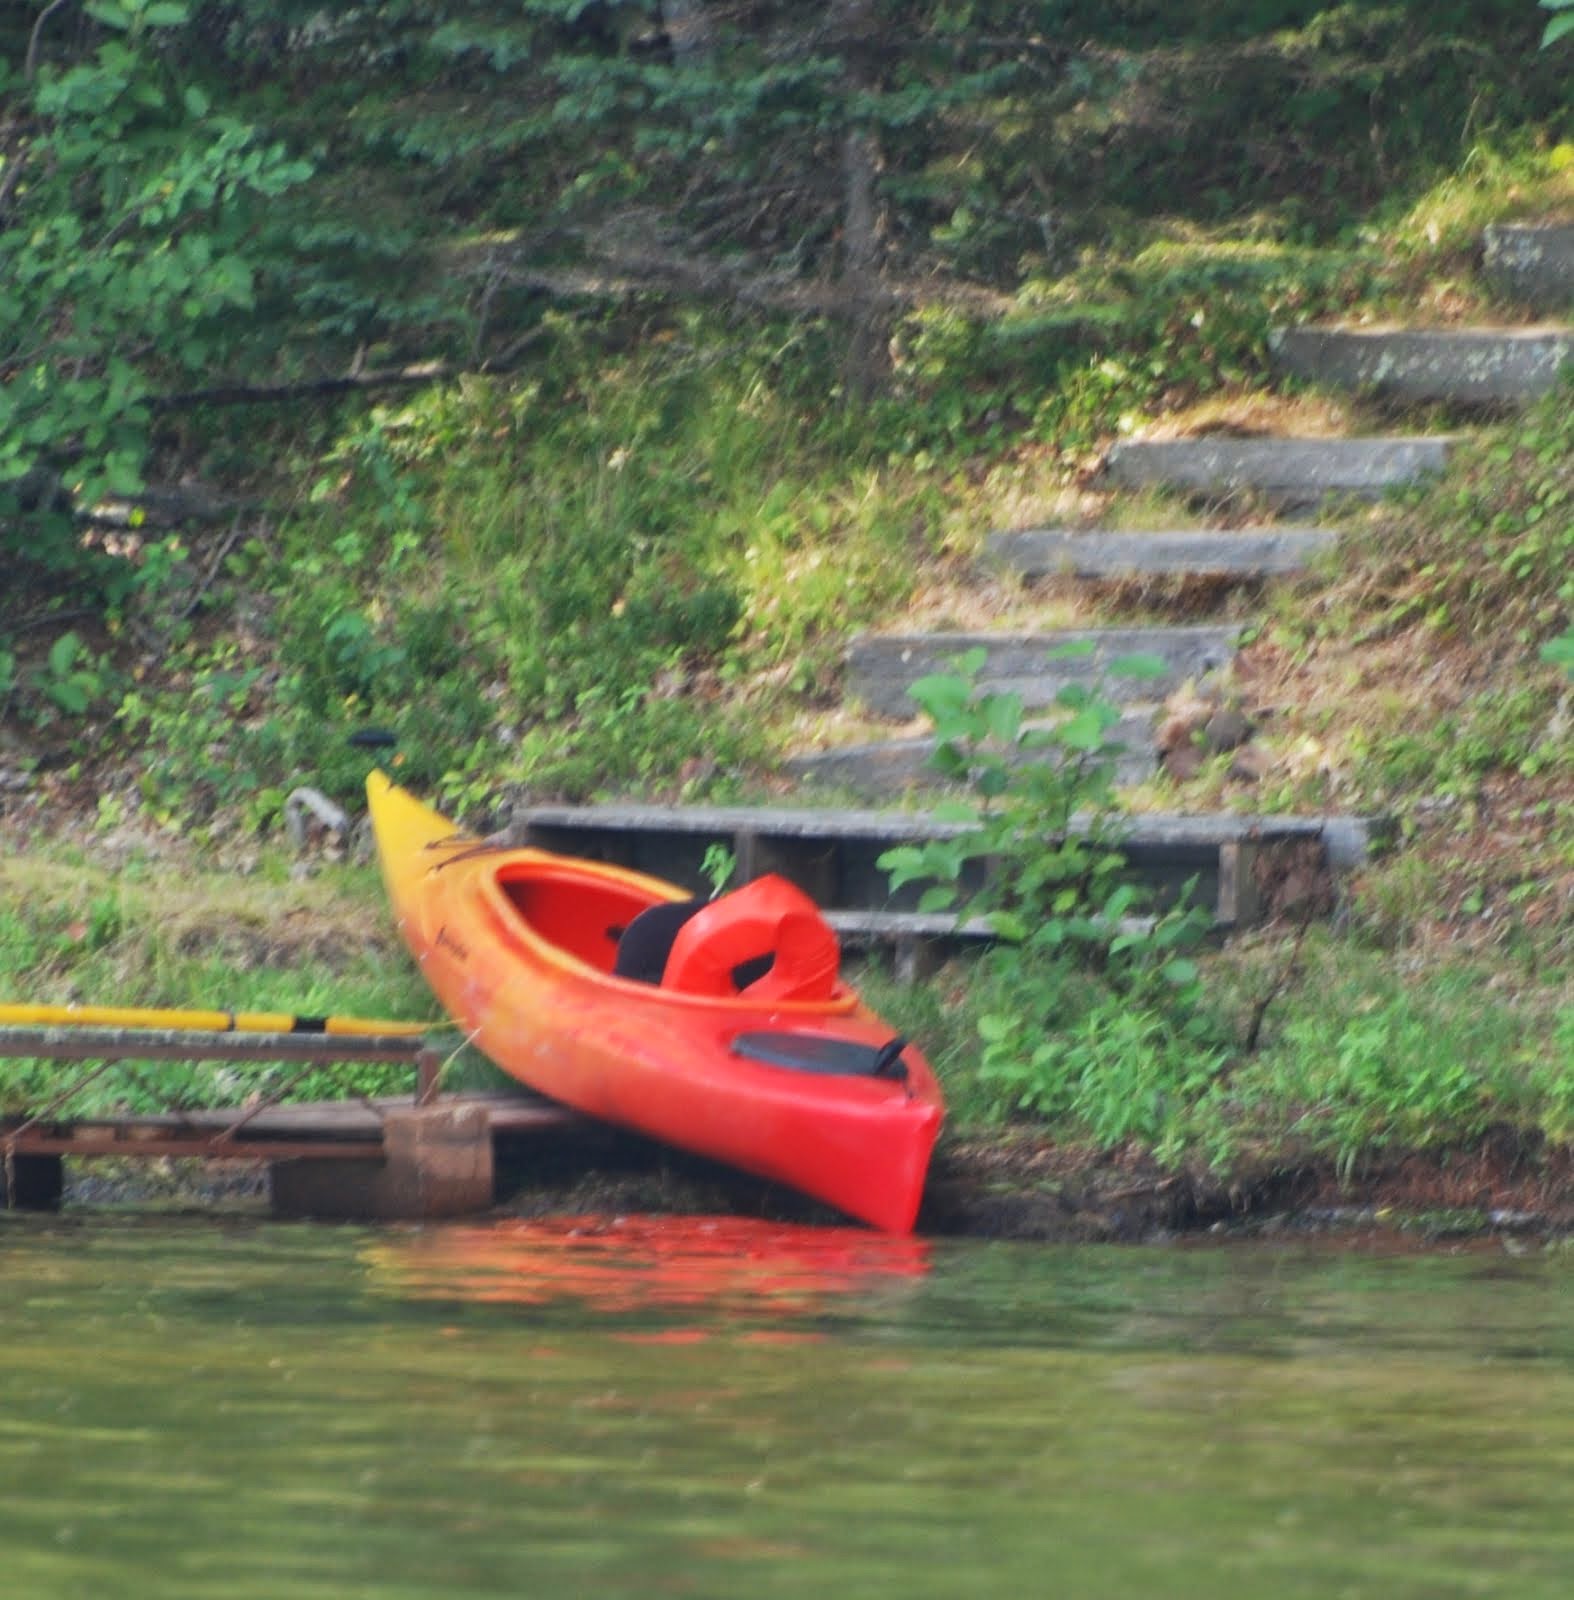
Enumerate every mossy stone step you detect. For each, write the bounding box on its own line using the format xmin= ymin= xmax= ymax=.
xmin=784 ymin=707 xmax=1160 ymax=796
xmin=988 ymin=526 xmax=1339 ymax=580
xmin=515 ymin=802 xmax=1389 ymax=934
xmin=1270 ymin=326 xmax=1571 ymax=407
xmin=1104 ymin=435 xmax=1454 ymax=506
xmin=847 ymin=625 xmax=1239 ymax=719
xmin=1482 ymin=223 xmax=1574 ymax=312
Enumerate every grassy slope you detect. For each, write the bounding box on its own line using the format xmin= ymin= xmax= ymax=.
xmin=1 ymin=45 xmax=1571 ymax=1192
xmin=4 ymin=371 xmax=1567 ymax=1183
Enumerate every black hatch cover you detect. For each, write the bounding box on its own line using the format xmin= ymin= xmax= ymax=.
xmin=730 ymin=1031 xmax=908 ymax=1079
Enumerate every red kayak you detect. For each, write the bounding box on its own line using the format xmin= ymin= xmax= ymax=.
xmin=368 ymin=773 xmax=944 ymax=1232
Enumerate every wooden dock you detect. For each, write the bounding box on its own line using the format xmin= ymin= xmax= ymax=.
xmin=0 ymin=1025 xmax=580 ymax=1219
xmin=1 ymin=1089 xmax=574 ymax=1163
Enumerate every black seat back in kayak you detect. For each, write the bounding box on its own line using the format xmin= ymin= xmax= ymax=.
xmin=613 ymin=894 xmax=781 ymax=990
xmin=612 ymin=899 xmax=704 ymax=984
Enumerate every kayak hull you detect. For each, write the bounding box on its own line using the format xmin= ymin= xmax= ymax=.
xmin=368 ymin=773 xmax=944 ymax=1232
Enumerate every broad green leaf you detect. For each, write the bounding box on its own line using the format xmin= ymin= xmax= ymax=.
xmin=84 ymin=0 xmax=133 ymax=31
xmin=1101 ymin=884 xmax=1138 ymax=919
xmin=1058 ymin=707 xmax=1109 ymax=750
xmin=987 ymin=910 xmax=1029 ymax=943
xmin=929 ymin=741 xmax=972 ymax=779
xmin=877 ymin=845 xmax=928 ymax=892
xmin=49 ymin=680 xmax=91 ymax=715
xmin=929 ymin=799 xmax=981 ymax=825
xmin=976 ymin=764 xmax=1009 ymax=799
xmin=984 ymin=690 xmax=1022 ymax=744
xmin=48 ymin=632 xmax=83 ymax=677
xmin=909 ymin=671 xmax=972 ymax=719
xmin=977 ymin=1013 xmax=1013 ymax=1044
xmin=1107 ymin=652 xmax=1167 ymax=681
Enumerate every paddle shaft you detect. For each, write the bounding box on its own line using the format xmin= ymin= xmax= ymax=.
xmin=0 ymin=1002 xmax=431 ymax=1038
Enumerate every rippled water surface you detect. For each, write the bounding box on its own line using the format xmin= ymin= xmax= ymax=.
xmin=2 ymin=1212 xmax=1571 ymax=1598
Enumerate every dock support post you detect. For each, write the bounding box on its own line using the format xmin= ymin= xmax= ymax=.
xmin=0 ymin=1152 xmax=65 ymax=1212
xmin=415 ymin=1045 xmax=443 ymax=1106
xmin=270 ymin=1102 xmax=494 ymax=1221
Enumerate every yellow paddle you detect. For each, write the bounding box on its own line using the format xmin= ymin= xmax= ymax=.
xmin=0 ymin=1001 xmax=432 ymax=1037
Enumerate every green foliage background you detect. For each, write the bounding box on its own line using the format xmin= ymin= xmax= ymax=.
xmin=3 ymin=0 xmax=1565 ymax=571
xmin=1 ymin=0 xmax=1570 ymax=1163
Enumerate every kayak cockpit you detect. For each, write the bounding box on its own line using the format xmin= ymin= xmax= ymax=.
xmin=494 ymin=864 xmax=843 ymax=1002
xmin=494 ymin=863 xmax=665 ymax=974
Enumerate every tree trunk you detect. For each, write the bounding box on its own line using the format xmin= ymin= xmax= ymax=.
xmin=830 ymin=0 xmax=888 ymax=402
xmin=840 ymin=124 xmax=886 ymax=401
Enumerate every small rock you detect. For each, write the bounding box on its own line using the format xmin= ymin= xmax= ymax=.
xmin=1162 ymin=743 xmax=1208 ymax=782
xmin=1203 ymin=706 xmax=1253 ymax=752
xmin=1228 ymin=743 xmax=1273 ymax=783
xmin=1157 ymin=693 xmax=1212 ymax=755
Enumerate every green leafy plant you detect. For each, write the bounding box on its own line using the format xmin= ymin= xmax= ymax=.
xmin=25 ymin=631 xmax=115 ymax=724
xmin=700 ymin=843 xmax=738 ymax=898
xmin=1243 ymin=980 xmax=1518 ymax=1181
xmin=0 ymin=2 xmax=312 ymax=588
xmin=1542 ymin=631 xmax=1574 ymax=677
xmin=879 ymin=650 xmax=1224 ymax=1138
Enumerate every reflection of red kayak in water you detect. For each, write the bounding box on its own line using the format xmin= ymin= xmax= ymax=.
xmin=365 ymin=1215 xmax=931 ymax=1318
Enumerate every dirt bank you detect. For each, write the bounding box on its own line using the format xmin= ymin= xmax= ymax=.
xmin=24 ymin=1120 xmax=1574 ymax=1245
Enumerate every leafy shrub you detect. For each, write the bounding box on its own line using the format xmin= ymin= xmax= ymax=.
xmin=880 ymin=649 xmax=1227 ymax=1141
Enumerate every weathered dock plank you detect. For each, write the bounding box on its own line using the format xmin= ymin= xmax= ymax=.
xmin=0 ymin=1019 xmax=578 ymax=1219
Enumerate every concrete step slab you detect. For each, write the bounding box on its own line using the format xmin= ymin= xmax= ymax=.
xmin=785 ymin=709 xmax=1160 ymax=796
xmin=1270 ymin=326 xmax=1571 ymax=406
xmin=847 ymin=625 xmax=1239 ymax=719
xmin=988 ymin=526 xmax=1339 ymax=580
xmin=1104 ymin=435 xmax=1455 ymax=507
xmin=516 ymin=802 xmax=1391 ymax=933
xmin=1482 ymin=224 xmax=1574 ymax=312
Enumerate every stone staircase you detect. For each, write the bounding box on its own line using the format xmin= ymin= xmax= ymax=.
xmin=520 ymin=221 xmax=1570 ymax=967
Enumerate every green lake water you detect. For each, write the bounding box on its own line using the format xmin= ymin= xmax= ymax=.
xmin=1 ymin=1212 xmax=1571 ymax=1599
